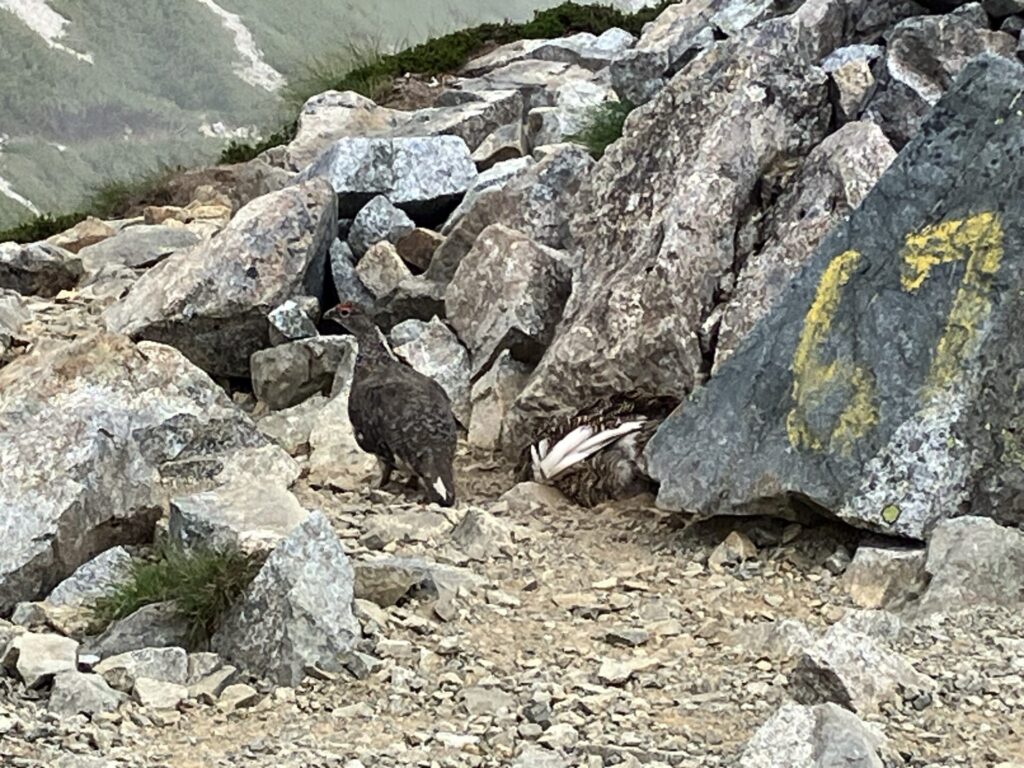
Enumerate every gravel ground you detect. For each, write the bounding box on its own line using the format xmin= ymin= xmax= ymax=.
xmin=3 ymin=452 xmax=1022 ymax=768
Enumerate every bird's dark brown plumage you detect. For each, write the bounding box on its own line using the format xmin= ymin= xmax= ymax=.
xmin=324 ymin=303 xmax=458 ymax=506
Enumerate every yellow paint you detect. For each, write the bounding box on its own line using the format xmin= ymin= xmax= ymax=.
xmin=881 ymin=505 xmax=901 ymax=525
xmin=900 ymin=212 xmax=1004 ymax=394
xmin=787 ymin=250 xmax=878 ymax=453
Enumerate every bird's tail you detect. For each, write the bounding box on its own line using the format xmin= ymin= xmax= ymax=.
xmin=530 ymin=420 xmax=644 ymax=481
xmin=420 ymin=460 xmax=456 ymax=507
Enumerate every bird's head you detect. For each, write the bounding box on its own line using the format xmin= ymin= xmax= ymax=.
xmin=323 ymin=301 xmax=375 ymax=334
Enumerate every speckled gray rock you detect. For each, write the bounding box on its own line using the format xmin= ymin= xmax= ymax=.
xmin=348 ymin=196 xmax=416 ymax=259
xmin=77 ymin=225 xmax=201 ymax=274
xmin=647 ymin=57 xmax=1024 ymax=539
xmin=844 ymin=542 xmax=928 ymax=610
xmin=48 ymin=671 xmax=125 ymax=717
xmin=283 ymin=91 xmax=409 ymax=172
xmin=469 ymin=350 xmax=531 ymax=450
xmin=739 ymin=702 xmax=895 ymax=768
xmin=525 ymin=80 xmax=620 ymax=149
xmin=94 ymin=647 xmax=188 ymax=692
xmin=441 ymin=157 xmax=533 ymax=237
xmin=133 ymin=677 xmax=188 ymax=709
xmin=789 ymin=623 xmax=933 ymax=714
xmin=1 ymin=632 xmax=78 ymax=688
xmin=297 ymin=135 xmax=478 ymax=220
xmin=83 ymin=602 xmax=192 ymax=658
xmin=471 ymin=123 xmax=527 ymax=170
xmin=0 ymin=334 xmax=295 ymax=615
xmin=255 ymin=395 xmax=328 ymax=456
xmin=713 ymin=121 xmax=896 ymax=372
xmin=454 ymin=60 xmax=600 ymax=112
xmin=329 ymin=239 xmax=375 ymax=307
xmin=909 ymin=516 xmax=1024 ymax=616
xmin=610 ymin=0 xmax=772 ymax=104
xmin=355 ymin=242 xmax=413 ymax=299
xmin=0 ymin=242 xmax=83 ymax=297
xmin=169 ymin=480 xmax=308 ymax=555
xmin=0 ymin=291 xmax=30 ymax=356
xmin=104 ymin=179 xmax=336 ymax=377
xmin=507 ymin=2 xmax=849 ymax=454
xmin=462 ymin=28 xmax=636 ymax=76
xmin=268 ymin=299 xmax=318 ymax=346
xmin=823 ymin=45 xmax=884 ymax=124
xmin=353 ymin=556 xmax=482 ymax=607
xmin=46 ymin=547 xmax=133 ymax=608
xmin=447 ymin=225 xmax=575 ymax=377
xmin=985 ymin=0 xmax=1024 ymax=16
xmin=428 ymin=146 xmax=590 ymax=282
xmin=212 ymin=511 xmax=360 ymax=686
xmin=864 ymin=13 xmax=1017 ymax=148
xmin=390 ymin=317 xmax=472 ymax=425
xmin=251 ymin=335 xmax=357 ymax=411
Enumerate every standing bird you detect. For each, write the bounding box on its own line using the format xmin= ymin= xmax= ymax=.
xmin=516 ymin=393 xmax=679 ymax=507
xmin=322 ymin=302 xmax=458 ymax=507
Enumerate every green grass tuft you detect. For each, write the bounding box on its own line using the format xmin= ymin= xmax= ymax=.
xmin=92 ymin=543 xmax=260 ymax=649
xmin=568 ymin=99 xmax=635 ymax=158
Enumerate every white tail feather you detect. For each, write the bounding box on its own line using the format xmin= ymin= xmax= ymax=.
xmin=532 ymin=420 xmax=644 ymax=481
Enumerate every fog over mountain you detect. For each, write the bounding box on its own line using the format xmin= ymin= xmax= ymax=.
xmin=0 ymin=0 xmax=564 ymax=227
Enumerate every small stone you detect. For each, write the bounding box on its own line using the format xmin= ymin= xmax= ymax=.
xmin=596 ymin=656 xmax=659 ymax=686
xmin=268 ymin=299 xmax=319 ymax=345
xmin=132 ymin=677 xmax=188 ymax=709
xmin=94 ymin=647 xmax=188 ymax=692
xmin=355 ymin=241 xmax=413 ymax=299
xmin=602 ymin=628 xmax=650 ymax=647
xmin=708 ymin=532 xmax=758 ymax=573
xmin=348 ymin=196 xmax=416 ymax=258
xmin=218 ymin=683 xmax=260 ymax=711
xmin=1 ymin=632 xmax=79 ymax=688
xmin=48 ymin=671 xmax=125 ymax=717
xmin=186 ymin=652 xmax=224 ymax=684
xmin=342 ymin=650 xmax=383 ymax=681
xmin=395 ymin=228 xmax=444 ymax=272
xmin=823 ymin=546 xmax=852 ymax=576
xmin=189 ymin=666 xmax=238 ymax=703
xmin=463 ymin=686 xmax=516 ymax=716
xmin=539 ymin=723 xmax=579 ymax=750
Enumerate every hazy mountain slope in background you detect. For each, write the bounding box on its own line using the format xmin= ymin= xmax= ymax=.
xmin=0 ymin=0 xmax=563 ymax=228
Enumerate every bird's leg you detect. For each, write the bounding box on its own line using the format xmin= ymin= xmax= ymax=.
xmin=379 ymin=462 xmax=395 ymax=489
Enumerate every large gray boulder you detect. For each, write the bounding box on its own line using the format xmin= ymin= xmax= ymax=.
xmin=348 ymin=196 xmax=416 ymax=259
xmin=250 ymin=336 xmax=357 ymax=411
xmin=713 ymin=121 xmax=897 ymax=371
xmin=739 ymin=702 xmax=896 ymax=768
xmin=211 ymin=511 xmax=360 ymax=686
xmin=864 ymin=12 xmax=1018 ymax=147
xmin=168 ymin=480 xmax=309 ymax=556
xmin=909 ymin=516 xmax=1024 ymax=616
xmin=506 ymin=0 xmax=854 ymax=453
xmin=77 ymin=225 xmax=201 ymax=274
xmin=0 ymin=333 xmax=296 ymax=614
xmin=446 ymin=225 xmax=575 ymax=376
xmin=428 ymin=145 xmax=592 ymax=283
xmin=646 ymin=56 xmax=1024 ymax=539
xmin=0 ymin=242 xmax=83 ymax=298
xmin=390 ymin=317 xmax=472 ymax=426
xmin=297 ymin=135 xmax=478 ymax=220
xmin=104 ymin=180 xmax=336 ymax=377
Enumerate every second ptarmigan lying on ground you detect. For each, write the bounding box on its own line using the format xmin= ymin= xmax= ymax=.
xmin=323 ymin=302 xmax=458 ymax=507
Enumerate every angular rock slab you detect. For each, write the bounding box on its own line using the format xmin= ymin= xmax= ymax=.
xmin=169 ymin=480 xmax=309 ymax=555
xmin=104 ymin=180 xmax=336 ymax=377
xmin=251 ymin=336 xmax=357 ymax=411
xmin=390 ymin=317 xmax=472 ymax=426
xmin=507 ymin=2 xmax=846 ymax=454
xmin=297 ymin=135 xmax=478 ymax=220
xmin=739 ymin=702 xmax=894 ymax=768
xmin=212 ymin=511 xmax=360 ymax=686
xmin=0 ymin=242 xmax=83 ymax=298
xmin=647 ymin=56 xmax=1024 ymax=539
xmin=46 ymin=547 xmax=133 ymax=608
xmin=0 ymin=333 xmax=295 ymax=614
xmin=909 ymin=516 xmax=1024 ymax=617
xmin=447 ymin=224 xmax=575 ymax=377
xmin=49 ymin=671 xmax=126 ymax=717
xmin=789 ymin=623 xmax=933 ymax=715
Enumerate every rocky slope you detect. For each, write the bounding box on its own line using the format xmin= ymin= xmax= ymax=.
xmin=3 ymin=1 xmax=1024 ymax=766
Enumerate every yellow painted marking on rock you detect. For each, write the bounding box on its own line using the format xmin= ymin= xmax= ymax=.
xmin=900 ymin=212 xmax=1004 ymax=394
xmin=881 ymin=504 xmax=901 ymax=525
xmin=787 ymin=250 xmax=878 ymax=454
